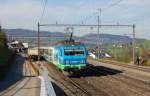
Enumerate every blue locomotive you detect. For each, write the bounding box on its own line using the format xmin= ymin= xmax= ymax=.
xmin=43 ymin=43 xmax=87 ymax=71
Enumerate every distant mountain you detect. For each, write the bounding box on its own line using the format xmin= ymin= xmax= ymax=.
xmin=3 ymin=28 xmax=65 ymax=37
xmin=3 ymin=28 xmax=134 ymax=47
xmin=80 ymin=33 xmax=132 ymax=45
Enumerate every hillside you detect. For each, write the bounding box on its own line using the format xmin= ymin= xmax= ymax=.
xmin=3 ymin=29 xmax=65 ymax=37
xmin=4 ymin=28 xmax=149 ymax=48
xmin=81 ymin=33 xmax=132 ymax=45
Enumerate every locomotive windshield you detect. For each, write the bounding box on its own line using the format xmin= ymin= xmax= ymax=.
xmin=64 ymin=49 xmax=84 ymax=56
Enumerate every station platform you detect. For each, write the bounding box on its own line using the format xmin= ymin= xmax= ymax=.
xmin=0 ymin=54 xmax=41 ymax=96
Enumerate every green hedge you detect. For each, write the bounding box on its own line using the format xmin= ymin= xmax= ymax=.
xmin=0 ymin=46 xmax=13 ymax=65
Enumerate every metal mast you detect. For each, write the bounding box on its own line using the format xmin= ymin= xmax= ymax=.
xmin=38 ymin=22 xmax=40 ymax=61
xmin=97 ymin=8 xmax=102 ymax=59
xmin=132 ymin=24 xmax=136 ymax=64
xmin=0 ymin=24 xmax=2 ymax=32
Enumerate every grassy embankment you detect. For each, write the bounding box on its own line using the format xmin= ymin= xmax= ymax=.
xmin=93 ymin=39 xmax=150 ymax=66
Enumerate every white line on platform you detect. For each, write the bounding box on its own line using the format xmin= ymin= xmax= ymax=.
xmin=39 ymin=76 xmax=56 ymax=96
xmin=39 ymin=76 xmax=47 ymax=96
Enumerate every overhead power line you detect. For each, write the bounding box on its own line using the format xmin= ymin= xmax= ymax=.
xmin=102 ymin=0 xmax=124 ymax=11
xmin=126 ymin=15 xmax=150 ymax=24
xmin=71 ymin=0 xmax=89 ymax=21
xmin=39 ymin=0 xmax=47 ymax=23
xmin=80 ymin=12 xmax=97 ymax=24
xmin=80 ymin=0 xmax=124 ymax=24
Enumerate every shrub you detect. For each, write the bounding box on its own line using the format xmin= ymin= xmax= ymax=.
xmin=0 ymin=46 xmax=13 ymax=65
xmin=0 ymin=31 xmax=7 ymax=46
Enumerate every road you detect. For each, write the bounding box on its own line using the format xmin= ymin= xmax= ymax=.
xmin=0 ymin=54 xmax=41 ymax=96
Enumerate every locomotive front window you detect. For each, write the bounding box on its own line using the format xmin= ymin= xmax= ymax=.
xmin=64 ymin=49 xmax=84 ymax=56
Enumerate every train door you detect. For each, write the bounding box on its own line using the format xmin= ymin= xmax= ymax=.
xmin=49 ymin=48 xmax=53 ymax=62
xmin=54 ymin=48 xmax=59 ymax=65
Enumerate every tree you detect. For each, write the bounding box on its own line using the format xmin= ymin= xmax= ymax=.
xmin=0 ymin=31 xmax=7 ymax=46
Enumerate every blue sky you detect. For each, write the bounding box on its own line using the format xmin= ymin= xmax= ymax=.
xmin=0 ymin=0 xmax=150 ymax=39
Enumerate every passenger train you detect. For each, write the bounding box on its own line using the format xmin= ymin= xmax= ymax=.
xmin=43 ymin=41 xmax=87 ymax=71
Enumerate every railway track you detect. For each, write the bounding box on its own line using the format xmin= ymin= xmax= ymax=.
xmin=70 ymin=76 xmax=109 ymax=96
xmin=44 ymin=61 xmax=109 ymax=96
xmin=87 ymin=64 xmax=150 ymax=96
xmin=89 ymin=59 xmax=150 ymax=73
xmin=39 ymin=60 xmax=150 ymax=96
xmin=44 ymin=62 xmax=91 ymax=96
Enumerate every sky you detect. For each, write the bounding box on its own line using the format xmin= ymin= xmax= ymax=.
xmin=0 ymin=0 xmax=150 ymax=39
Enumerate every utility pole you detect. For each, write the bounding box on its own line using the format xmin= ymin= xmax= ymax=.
xmin=38 ymin=22 xmax=40 ymax=61
xmin=0 ymin=24 xmax=2 ymax=32
xmin=97 ymin=8 xmax=102 ymax=59
xmin=132 ymin=24 xmax=136 ymax=64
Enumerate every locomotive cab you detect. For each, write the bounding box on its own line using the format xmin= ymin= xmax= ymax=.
xmin=60 ymin=45 xmax=87 ymax=71
xmin=43 ymin=42 xmax=87 ymax=72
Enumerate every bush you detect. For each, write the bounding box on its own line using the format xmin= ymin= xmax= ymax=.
xmin=146 ymin=59 xmax=150 ymax=66
xmin=0 ymin=31 xmax=7 ymax=46
xmin=0 ymin=45 xmax=13 ymax=65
